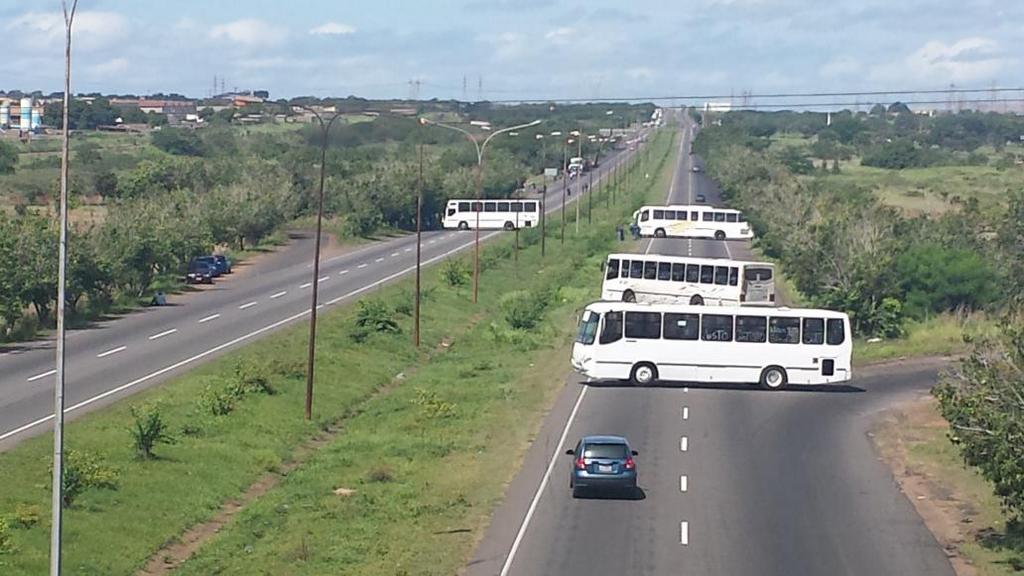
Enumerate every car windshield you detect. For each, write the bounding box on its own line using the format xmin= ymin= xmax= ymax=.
xmin=583 ymin=443 xmax=627 ymax=459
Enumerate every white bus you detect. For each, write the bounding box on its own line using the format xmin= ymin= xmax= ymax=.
xmin=632 ymin=205 xmax=753 ymax=240
xmin=572 ymin=301 xmax=851 ymax=390
xmin=442 ymin=198 xmax=541 ymax=231
xmin=602 ymin=253 xmax=775 ymax=306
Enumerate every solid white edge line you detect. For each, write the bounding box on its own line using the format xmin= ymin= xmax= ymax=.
xmin=499 ymin=385 xmax=589 ymax=576
xmin=318 ymin=276 xmax=329 ymax=283
xmin=270 ymin=291 xmax=287 ymax=299
xmin=239 ymin=301 xmax=257 ymax=310
xmin=27 ymin=369 xmax=57 ymax=382
xmin=681 ymin=521 xmax=689 ymax=545
xmin=97 ymin=346 xmax=126 ymax=358
xmin=300 ymin=282 xmax=312 ymax=288
xmin=148 ymin=328 xmax=177 ymax=341
xmin=680 ymin=475 xmax=688 ymax=492
xmin=680 ymin=436 xmax=689 ymax=452
xmin=198 ymin=313 xmax=220 ymax=323
xmin=0 ymin=231 xmax=500 ymax=443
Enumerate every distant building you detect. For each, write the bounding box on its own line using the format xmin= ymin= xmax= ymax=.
xmin=703 ymin=101 xmax=732 ymax=113
xmin=0 ymin=97 xmax=44 ymax=132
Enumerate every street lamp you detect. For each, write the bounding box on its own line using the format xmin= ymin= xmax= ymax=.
xmin=419 ymin=117 xmax=541 ymax=304
xmin=536 ymin=133 xmax=547 ymax=258
xmin=300 ymin=105 xmax=344 ymax=421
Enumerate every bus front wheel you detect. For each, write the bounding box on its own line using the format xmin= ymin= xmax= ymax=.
xmin=690 ymin=295 xmax=704 ymax=305
xmin=714 ymin=230 xmax=726 ymax=240
xmin=759 ymin=366 xmax=788 ymax=391
xmin=654 ymin=228 xmax=666 ymax=238
xmin=503 ymin=221 xmax=515 ymax=231
xmin=458 ymin=221 xmax=469 ymax=231
xmin=630 ymin=363 xmax=658 ymax=386
xmin=623 ymin=290 xmax=637 ymax=303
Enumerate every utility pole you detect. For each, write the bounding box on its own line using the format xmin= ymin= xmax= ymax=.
xmin=561 ymin=139 xmax=567 ymax=244
xmin=414 ymin=141 xmax=423 ymax=348
xmin=587 ymin=165 xmax=593 ymax=225
xmin=52 ymin=3 xmax=78 ymax=574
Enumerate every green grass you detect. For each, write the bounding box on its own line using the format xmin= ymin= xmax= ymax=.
xmin=0 ymin=130 xmax=675 ymax=575
xmin=853 ymin=312 xmax=996 ymax=365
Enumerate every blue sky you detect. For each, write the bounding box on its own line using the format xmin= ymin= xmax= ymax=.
xmin=1 ymin=0 xmax=1021 ymax=101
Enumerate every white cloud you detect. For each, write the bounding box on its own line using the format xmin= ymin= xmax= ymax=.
xmin=90 ymin=57 xmax=129 ymax=76
xmin=544 ymin=27 xmax=575 ymax=45
xmin=870 ymin=37 xmax=1012 ymax=85
xmin=6 ymin=11 xmax=128 ymax=52
xmin=819 ymin=56 xmax=862 ymax=79
xmin=480 ymin=32 xmax=532 ymax=61
xmin=309 ymin=22 xmax=356 ymax=36
xmin=209 ymin=19 xmax=287 ymax=47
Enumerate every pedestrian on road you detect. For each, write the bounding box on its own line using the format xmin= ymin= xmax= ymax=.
xmin=629 ymin=222 xmax=641 ymax=240
xmin=616 ymin=225 xmax=624 ymax=242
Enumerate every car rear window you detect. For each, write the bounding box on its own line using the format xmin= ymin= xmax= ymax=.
xmin=583 ymin=443 xmax=628 ymax=459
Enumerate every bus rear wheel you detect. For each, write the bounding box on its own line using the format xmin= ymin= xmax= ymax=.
xmin=630 ymin=363 xmax=658 ymax=386
xmin=759 ymin=366 xmax=788 ymax=391
xmin=458 ymin=221 xmax=469 ymax=231
xmin=503 ymin=221 xmax=515 ymax=231
xmin=714 ymin=230 xmax=726 ymax=240
xmin=654 ymin=228 xmax=666 ymax=238
xmin=623 ymin=290 xmax=637 ymax=303
xmin=690 ymin=295 xmax=704 ymax=305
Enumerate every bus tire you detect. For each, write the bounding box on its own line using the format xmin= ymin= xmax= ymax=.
xmin=458 ymin=221 xmax=469 ymax=231
xmin=654 ymin=228 xmax=666 ymax=238
xmin=690 ymin=295 xmax=704 ymax=306
xmin=630 ymin=363 xmax=658 ymax=386
xmin=759 ymin=366 xmax=788 ymax=391
xmin=623 ymin=290 xmax=637 ymax=303
xmin=503 ymin=221 xmax=515 ymax=231
xmin=714 ymin=230 xmax=726 ymax=240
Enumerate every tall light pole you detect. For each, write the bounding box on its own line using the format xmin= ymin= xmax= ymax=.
xmin=52 ymin=2 xmax=78 ymax=574
xmin=535 ymin=133 xmax=545 ymax=258
xmin=420 ymin=117 xmax=541 ymax=303
xmin=301 ymin=105 xmax=343 ymax=421
xmin=570 ymin=130 xmax=581 ymax=234
xmin=560 ymin=138 xmax=570 ymax=244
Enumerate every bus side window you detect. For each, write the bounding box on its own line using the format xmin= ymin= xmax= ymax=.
xmin=658 ymin=262 xmax=671 ymax=281
xmin=484 ymin=202 xmax=497 ymax=212
xmin=700 ymin=265 xmax=714 ymax=284
xmin=678 ymin=211 xmax=688 ymax=221
xmin=802 ymin=318 xmax=825 ymax=344
xmin=714 ymin=266 xmax=729 ymax=285
xmin=497 ymin=202 xmax=510 ymax=212
xmin=653 ymin=210 xmax=665 ymax=219
xmin=664 ymin=210 xmax=676 ymax=220
xmin=726 ymin=213 xmax=738 ymax=223
xmin=826 ymin=318 xmax=846 ymax=345
xmin=691 ymin=211 xmax=698 ymax=220
xmin=685 ymin=264 xmax=700 ymax=283
xmin=625 ymin=311 xmax=661 ymax=339
xmin=671 ymin=263 xmax=686 ymax=282
xmin=664 ymin=313 xmax=699 ymax=340
xmin=702 ymin=212 xmax=713 ymax=222
xmin=735 ymin=315 xmax=767 ymax=343
xmin=701 ymin=314 xmax=734 ymax=342
xmin=524 ymin=201 xmax=537 ymax=212
xmin=599 ymin=311 xmax=623 ymax=344
xmin=728 ymin=267 xmax=739 ymax=286
xmin=769 ymin=317 xmax=801 ymax=344
xmin=643 ymin=261 xmax=657 ymax=280
xmin=640 ymin=210 xmax=650 ymax=222
xmin=472 ymin=201 xmax=482 ymax=212
xmin=511 ymin=202 xmax=521 ymax=212
xmin=630 ymin=260 xmax=644 ymax=279
xmin=606 ymin=259 xmax=619 ymax=280
xmin=714 ymin=212 xmax=726 ymax=222
xmin=458 ymin=202 xmax=471 ymax=212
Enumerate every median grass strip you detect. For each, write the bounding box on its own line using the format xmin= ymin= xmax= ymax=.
xmin=0 ymin=130 xmax=673 ymax=574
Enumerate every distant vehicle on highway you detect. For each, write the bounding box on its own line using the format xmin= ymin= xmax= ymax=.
xmin=567 ymin=435 xmax=638 ymax=497
xmin=602 ymin=253 xmax=775 ymax=306
xmin=186 ymin=260 xmax=215 ymax=284
xmin=695 ymin=193 xmax=706 ymax=203
xmin=442 ymin=198 xmax=540 ymax=231
xmin=633 ymin=205 xmax=753 ymax=240
xmin=572 ymin=301 xmax=852 ymax=389
xmin=691 ymin=165 xmax=701 ymax=172
xmin=212 ymin=255 xmax=232 ymax=275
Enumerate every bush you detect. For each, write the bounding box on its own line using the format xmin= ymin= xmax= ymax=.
xmin=198 ymin=385 xmax=235 ymax=416
xmin=500 ymin=290 xmax=548 ymax=330
xmin=894 ymin=244 xmax=1000 ymax=319
xmin=233 ymin=362 xmax=275 ymax=396
xmin=366 ymin=465 xmax=394 ymax=483
xmin=57 ymin=449 xmax=119 ymax=508
xmin=355 ymin=299 xmax=400 ymax=334
xmin=129 ymin=403 xmax=175 ymax=459
xmin=0 ymin=518 xmax=12 ymax=554
xmin=11 ymin=503 xmax=40 ymax=529
xmin=442 ymin=258 xmax=470 ymax=288
xmin=412 ymin=387 xmax=457 ymax=419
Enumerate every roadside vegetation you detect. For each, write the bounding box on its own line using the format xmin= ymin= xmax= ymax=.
xmin=0 ymin=128 xmax=673 ymax=574
xmin=0 ymin=100 xmax=652 ymax=343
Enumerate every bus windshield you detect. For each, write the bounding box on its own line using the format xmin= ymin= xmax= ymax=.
xmin=576 ymin=310 xmax=599 ymax=345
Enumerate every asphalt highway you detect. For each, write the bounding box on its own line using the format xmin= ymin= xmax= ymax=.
xmin=0 ymin=136 xmax=643 ymax=448
xmin=467 ymin=114 xmax=955 ymax=576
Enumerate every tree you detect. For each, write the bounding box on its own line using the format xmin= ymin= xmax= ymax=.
xmin=0 ymin=140 xmax=18 ymax=174
xmin=16 ymin=216 xmax=58 ymax=324
xmin=774 ymin=146 xmax=814 ymax=175
xmin=75 ymin=140 xmax=102 ymax=166
xmin=94 ymin=171 xmax=119 ymax=198
xmin=894 ymin=244 xmax=1000 ymax=318
xmin=151 ymin=128 xmax=206 ymax=156
xmin=0 ymin=215 xmax=22 ymax=336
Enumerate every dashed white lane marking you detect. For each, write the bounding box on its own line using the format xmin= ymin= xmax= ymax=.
xmin=391 ymin=252 xmax=399 ymax=257
xmin=499 ymin=386 xmax=590 ymax=576
xmin=682 ymin=406 xmax=689 ymax=420
xmin=680 ymin=475 xmax=688 ymax=492
xmin=357 ymin=263 xmax=368 ymax=269
xmin=239 ymin=301 xmax=257 ymax=310
xmin=339 ymin=269 xmax=349 ymax=275
xmin=684 ymin=386 xmax=690 ymax=393
xmin=97 ymin=346 xmax=126 ymax=358
xmin=374 ymin=258 xmax=384 ymax=263
xmin=300 ymin=282 xmax=312 ymax=288
xmin=270 ymin=291 xmax=287 ymax=299
xmin=680 ymin=521 xmax=689 ymax=545
xmin=148 ymin=328 xmax=177 ymax=341
xmin=404 ymin=247 xmax=412 ymax=252
xmin=429 ymin=239 xmax=437 ymax=244
xmin=680 ymin=436 xmax=689 ymax=452
xmin=318 ymin=276 xmax=329 ymax=283
xmin=27 ymin=369 xmax=56 ymax=382
xmin=198 ymin=314 xmax=220 ymax=323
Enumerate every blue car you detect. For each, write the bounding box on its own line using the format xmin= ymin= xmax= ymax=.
xmin=566 ymin=435 xmax=638 ymax=497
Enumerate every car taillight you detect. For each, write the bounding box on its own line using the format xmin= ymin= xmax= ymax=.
xmin=575 ymin=457 xmax=587 ymax=470
xmin=624 ymin=457 xmax=635 ymax=470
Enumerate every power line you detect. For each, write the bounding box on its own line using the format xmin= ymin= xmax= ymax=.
xmin=698 ymin=97 xmax=1024 ymax=110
